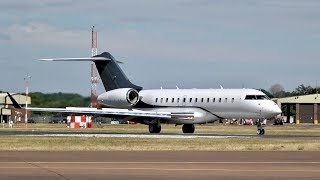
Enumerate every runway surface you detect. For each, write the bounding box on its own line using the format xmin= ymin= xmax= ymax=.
xmin=8 ymin=131 xmax=320 ymax=140
xmin=1 ymin=151 xmax=320 ymax=180
xmin=20 ymin=133 xmax=254 ymax=139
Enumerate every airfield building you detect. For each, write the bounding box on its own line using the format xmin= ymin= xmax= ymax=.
xmin=276 ymin=94 xmax=320 ymax=124
xmin=0 ymin=93 xmax=31 ymax=123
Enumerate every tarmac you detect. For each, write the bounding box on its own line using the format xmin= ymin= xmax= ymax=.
xmin=1 ymin=128 xmax=320 ymax=140
xmin=1 ymin=151 xmax=320 ymax=180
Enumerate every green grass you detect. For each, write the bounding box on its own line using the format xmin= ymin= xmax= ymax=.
xmin=1 ymin=136 xmax=320 ymax=151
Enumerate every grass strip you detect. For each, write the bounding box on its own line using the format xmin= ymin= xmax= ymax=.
xmin=0 ymin=136 xmax=320 ymax=151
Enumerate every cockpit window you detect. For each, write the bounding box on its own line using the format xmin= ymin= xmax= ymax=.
xmin=245 ymin=95 xmax=256 ymax=100
xmin=245 ymin=95 xmax=270 ymax=100
xmin=257 ymin=95 xmax=270 ymax=100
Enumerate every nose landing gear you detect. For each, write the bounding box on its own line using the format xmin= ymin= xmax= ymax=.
xmin=256 ymin=119 xmax=265 ymax=135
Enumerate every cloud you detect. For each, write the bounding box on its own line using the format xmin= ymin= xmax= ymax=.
xmin=0 ymin=32 xmax=11 ymax=40
xmin=119 ymin=17 xmax=174 ymax=24
xmin=1 ymin=21 xmax=320 ymax=66
xmin=1 ymin=0 xmax=320 ymax=95
xmin=0 ymin=0 xmax=76 ymax=11
xmin=3 ymin=22 xmax=87 ymax=49
xmin=1 ymin=2 xmax=320 ymax=66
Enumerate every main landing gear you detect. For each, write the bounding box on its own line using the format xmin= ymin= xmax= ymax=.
xmin=149 ymin=123 xmax=161 ymax=133
xmin=148 ymin=124 xmax=195 ymax=134
xmin=182 ymin=124 xmax=195 ymax=134
xmin=256 ymin=119 xmax=265 ymax=135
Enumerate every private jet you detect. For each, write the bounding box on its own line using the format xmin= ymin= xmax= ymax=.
xmin=8 ymin=52 xmax=281 ymax=135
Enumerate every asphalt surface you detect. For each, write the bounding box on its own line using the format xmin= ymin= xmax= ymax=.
xmin=2 ymin=130 xmax=320 ymax=139
xmin=0 ymin=151 xmax=320 ymax=180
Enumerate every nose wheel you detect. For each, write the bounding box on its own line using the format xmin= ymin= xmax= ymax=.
xmin=256 ymin=119 xmax=265 ymax=135
xmin=257 ymin=128 xmax=265 ymax=135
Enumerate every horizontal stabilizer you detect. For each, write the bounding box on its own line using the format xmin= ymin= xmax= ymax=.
xmin=38 ymin=51 xmax=142 ymax=91
xmin=39 ymin=57 xmax=111 ymax=61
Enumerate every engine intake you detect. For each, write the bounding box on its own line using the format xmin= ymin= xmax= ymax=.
xmin=98 ymin=88 xmax=139 ymax=108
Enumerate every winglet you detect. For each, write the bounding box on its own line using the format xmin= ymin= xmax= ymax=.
xmin=6 ymin=93 xmax=22 ymax=109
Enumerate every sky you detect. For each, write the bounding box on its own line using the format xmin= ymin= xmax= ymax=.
xmin=0 ymin=0 xmax=320 ymax=96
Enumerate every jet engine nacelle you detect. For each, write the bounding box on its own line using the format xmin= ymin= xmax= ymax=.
xmin=98 ymin=88 xmax=139 ymax=108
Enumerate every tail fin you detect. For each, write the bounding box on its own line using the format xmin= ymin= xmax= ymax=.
xmin=39 ymin=52 xmax=143 ymax=92
xmin=93 ymin=52 xmax=142 ymax=92
xmin=6 ymin=92 xmax=22 ymax=109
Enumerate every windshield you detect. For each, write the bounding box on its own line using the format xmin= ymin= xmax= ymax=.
xmin=245 ymin=95 xmax=270 ymax=100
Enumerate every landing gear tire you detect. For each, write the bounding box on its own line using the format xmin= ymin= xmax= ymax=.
xmin=256 ymin=119 xmax=265 ymax=135
xmin=256 ymin=128 xmax=265 ymax=135
xmin=182 ymin=124 xmax=195 ymax=134
xmin=149 ymin=124 xmax=161 ymax=133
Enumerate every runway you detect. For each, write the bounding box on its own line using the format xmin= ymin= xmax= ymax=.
xmin=1 ymin=151 xmax=320 ymax=179
xmin=20 ymin=133 xmax=254 ymax=139
xmin=10 ymin=131 xmax=320 ymax=140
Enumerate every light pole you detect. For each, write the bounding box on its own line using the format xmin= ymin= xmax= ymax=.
xmin=24 ymin=75 xmax=31 ymax=128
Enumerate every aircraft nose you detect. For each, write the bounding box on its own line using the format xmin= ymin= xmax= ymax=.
xmin=266 ymin=105 xmax=281 ymax=117
xmin=262 ymin=103 xmax=282 ymax=117
xmin=273 ymin=105 xmax=282 ymax=115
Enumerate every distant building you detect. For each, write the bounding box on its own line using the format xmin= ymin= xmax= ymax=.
xmin=0 ymin=93 xmax=31 ymax=123
xmin=275 ymin=94 xmax=320 ymax=124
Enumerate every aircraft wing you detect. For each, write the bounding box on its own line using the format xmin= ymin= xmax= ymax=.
xmin=6 ymin=92 xmax=194 ymax=120
xmin=27 ymin=107 xmax=194 ymax=120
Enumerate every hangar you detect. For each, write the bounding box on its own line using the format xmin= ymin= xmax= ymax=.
xmin=276 ymin=94 xmax=320 ymax=124
xmin=0 ymin=93 xmax=31 ymax=123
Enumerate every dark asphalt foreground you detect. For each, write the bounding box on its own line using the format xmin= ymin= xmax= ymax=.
xmin=0 ymin=152 xmax=320 ymax=180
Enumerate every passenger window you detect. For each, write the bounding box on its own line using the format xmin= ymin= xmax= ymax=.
xmin=177 ymin=98 xmax=180 ymax=103
xmin=160 ymin=98 xmax=163 ymax=103
xmin=232 ymin=98 xmax=235 ymax=103
xmin=201 ymin=98 xmax=204 ymax=102
xmin=219 ymin=98 xmax=221 ymax=103
xmin=195 ymin=98 xmax=198 ymax=103
xmin=213 ymin=98 xmax=215 ymax=103
xmin=166 ymin=98 xmax=168 ymax=103
xmin=172 ymin=98 xmax=174 ymax=103
xmin=189 ymin=98 xmax=192 ymax=103
xmin=207 ymin=98 xmax=209 ymax=103
xmin=183 ymin=98 xmax=186 ymax=103
xmin=156 ymin=98 xmax=158 ymax=103
xmin=225 ymin=98 xmax=227 ymax=103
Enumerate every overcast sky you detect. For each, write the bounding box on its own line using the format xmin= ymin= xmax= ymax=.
xmin=1 ymin=0 xmax=320 ymax=96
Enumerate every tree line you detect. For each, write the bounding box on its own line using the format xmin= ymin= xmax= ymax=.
xmin=29 ymin=92 xmax=90 ymax=108
xmin=268 ymin=84 xmax=320 ymax=98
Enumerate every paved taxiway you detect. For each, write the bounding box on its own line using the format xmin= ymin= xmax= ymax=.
xmin=0 ymin=151 xmax=320 ymax=179
xmin=2 ymin=130 xmax=320 ymax=139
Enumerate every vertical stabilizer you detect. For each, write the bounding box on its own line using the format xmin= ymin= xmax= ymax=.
xmin=94 ymin=52 xmax=142 ymax=92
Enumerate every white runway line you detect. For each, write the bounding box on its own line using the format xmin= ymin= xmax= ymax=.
xmin=19 ymin=134 xmax=256 ymax=139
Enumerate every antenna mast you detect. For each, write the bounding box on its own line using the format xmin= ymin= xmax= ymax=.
xmin=91 ymin=26 xmax=99 ymax=108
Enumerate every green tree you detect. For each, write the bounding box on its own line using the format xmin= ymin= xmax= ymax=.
xmin=292 ymin=84 xmax=316 ymax=96
xmin=29 ymin=92 xmax=90 ymax=108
